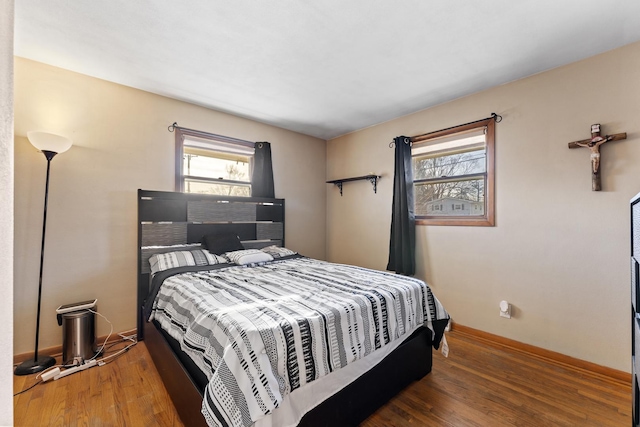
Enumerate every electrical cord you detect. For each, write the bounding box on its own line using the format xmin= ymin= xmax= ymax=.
xmin=86 ymin=309 xmax=113 ymax=363
xmin=92 ymin=332 xmax=136 ymax=355
xmin=13 ymin=337 xmax=137 ymax=394
xmin=37 ymin=365 xmax=64 ymax=378
xmin=13 ymin=380 xmax=42 ymax=397
xmin=96 ymin=339 xmax=137 ymax=365
xmin=102 ymin=341 xmax=128 ymax=354
xmin=103 ymin=336 xmax=137 ymax=352
xmin=14 ymin=311 xmax=137 ymax=393
xmin=97 ymin=346 xmax=135 ymax=366
xmin=13 ymin=362 xmax=64 ymax=394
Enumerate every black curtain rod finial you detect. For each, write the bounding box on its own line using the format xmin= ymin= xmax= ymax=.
xmin=168 ymin=122 xmax=178 ymax=132
xmin=389 ymin=136 xmax=412 ymax=148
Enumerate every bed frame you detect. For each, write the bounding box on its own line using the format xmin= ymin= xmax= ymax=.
xmin=137 ymin=189 xmax=434 ymax=426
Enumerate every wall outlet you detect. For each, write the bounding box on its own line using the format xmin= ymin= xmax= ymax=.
xmin=499 ymin=300 xmax=511 ymax=318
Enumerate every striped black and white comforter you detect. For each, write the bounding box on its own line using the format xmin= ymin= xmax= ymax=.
xmin=149 ymin=256 xmax=449 ymax=427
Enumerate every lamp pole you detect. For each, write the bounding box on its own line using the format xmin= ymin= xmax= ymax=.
xmin=14 ymin=148 xmax=61 ymax=375
xmin=33 ymin=151 xmax=57 ymax=364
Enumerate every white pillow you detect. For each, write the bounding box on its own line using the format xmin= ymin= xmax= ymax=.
xmin=149 ymin=249 xmax=228 ymax=276
xmin=224 ymin=249 xmax=274 ymax=266
xmin=260 ymin=245 xmax=297 ymax=258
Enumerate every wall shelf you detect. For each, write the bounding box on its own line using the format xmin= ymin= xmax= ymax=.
xmin=326 ymin=174 xmax=381 ymax=196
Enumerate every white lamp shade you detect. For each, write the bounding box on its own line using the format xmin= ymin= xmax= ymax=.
xmin=27 ymin=131 xmax=73 ymax=154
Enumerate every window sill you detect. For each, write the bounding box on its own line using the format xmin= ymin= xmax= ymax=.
xmin=416 ymin=216 xmax=495 ymax=226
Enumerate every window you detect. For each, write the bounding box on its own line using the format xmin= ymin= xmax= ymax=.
xmin=175 ymin=127 xmax=255 ymax=196
xmin=412 ymin=118 xmax=495 ymax=226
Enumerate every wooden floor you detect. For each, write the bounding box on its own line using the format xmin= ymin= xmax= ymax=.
xmin=14 ymin=330 xmax=631 ymax=426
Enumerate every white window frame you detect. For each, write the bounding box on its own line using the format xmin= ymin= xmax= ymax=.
xmin=174 ymin=127 xmax=255 ymax=195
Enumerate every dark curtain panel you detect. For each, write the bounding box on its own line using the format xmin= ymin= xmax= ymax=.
xmin=251 ymin=142 xmax=275 ymax=198
xmin=387 ymin=136 xmax=416 ymax=275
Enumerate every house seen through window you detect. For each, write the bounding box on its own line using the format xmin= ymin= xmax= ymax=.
xmin=412 ymin=117 xmax=495 ymax=226
xmin=175 ymin=127 xmax=254 ymax=196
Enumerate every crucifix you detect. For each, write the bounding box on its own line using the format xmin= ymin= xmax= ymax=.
xmin=568 ymin=124 xmax=627 ymax=191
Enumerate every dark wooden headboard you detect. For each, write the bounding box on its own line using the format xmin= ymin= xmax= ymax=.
xmin=137 ymin=189 xmax=285 ymax=339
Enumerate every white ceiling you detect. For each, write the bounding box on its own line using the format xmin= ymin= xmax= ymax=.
xmin=14 ymin=1 xmax=640 ymax=140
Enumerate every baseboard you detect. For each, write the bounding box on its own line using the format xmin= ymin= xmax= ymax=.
xmin=13 ymin=327 xmax=137 ymax=365
xmin=451 ymin=323 xmax=631 ymax=386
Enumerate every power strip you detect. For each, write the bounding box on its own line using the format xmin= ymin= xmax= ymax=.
xmin=53 ymin=360 xmax=97 ymax=380
xmin=41 ymin=367 xmax=61 ymax=382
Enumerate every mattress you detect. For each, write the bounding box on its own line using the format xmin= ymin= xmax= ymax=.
xmin=147 ymin=256 xmax=449 ymax=427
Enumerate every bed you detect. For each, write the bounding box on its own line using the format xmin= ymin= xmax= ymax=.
xmin=137 ymin=189 xmax=449 ymax=427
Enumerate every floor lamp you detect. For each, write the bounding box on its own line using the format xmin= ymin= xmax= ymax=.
xmin=14 ymin=132 xmax=73 ymax=376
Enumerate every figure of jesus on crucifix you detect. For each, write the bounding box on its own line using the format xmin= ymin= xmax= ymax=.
xmin=568 ymin=123 xmax=627 ymax=191
xmin=574 ymin=124 xmax=612 ymax=174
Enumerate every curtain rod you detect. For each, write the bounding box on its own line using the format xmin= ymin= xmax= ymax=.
xmin=168 ymin=122 xmax=255 ymax=147
xmin=389 ymin=112 xmax=502 ymax=147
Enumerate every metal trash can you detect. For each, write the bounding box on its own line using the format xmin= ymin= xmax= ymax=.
xmin=61 ymin=309 xmax=97 ymax=364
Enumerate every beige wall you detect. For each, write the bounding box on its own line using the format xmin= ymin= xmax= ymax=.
xmin=327 ymin=41 xmax=640 ymax=372
xmin=13 ymin=58 xmax=327 ymax=354
xmin=14 ymin=42 xmax=639 ymax=373
xmin=1 ymin=1 xmax=15 ymax=423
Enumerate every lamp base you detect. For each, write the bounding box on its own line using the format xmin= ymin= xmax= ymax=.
xmin=14 ymin=355 xmax=56 ymax=376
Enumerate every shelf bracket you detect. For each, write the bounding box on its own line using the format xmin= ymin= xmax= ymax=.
xmin=366 ymin=176 xmax=378 ymax=194
xmin=326 ymin=174 xmax=381 ymax=197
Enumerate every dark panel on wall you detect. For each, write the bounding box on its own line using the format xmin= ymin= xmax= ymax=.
xmin=188 ymin=201 xmax=257 ymax=222
xmin=257 ymin=223 xmax=283 ymax=240
xmin=257 ymin=204 xmax=284 ymax=222
xmin=140 ymin=198 xmax=188 ymax=222
xmin=187 ymin=223 xmax=257 ymax=243
xmin=141 ymin=223 xmax=188 ymax=247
